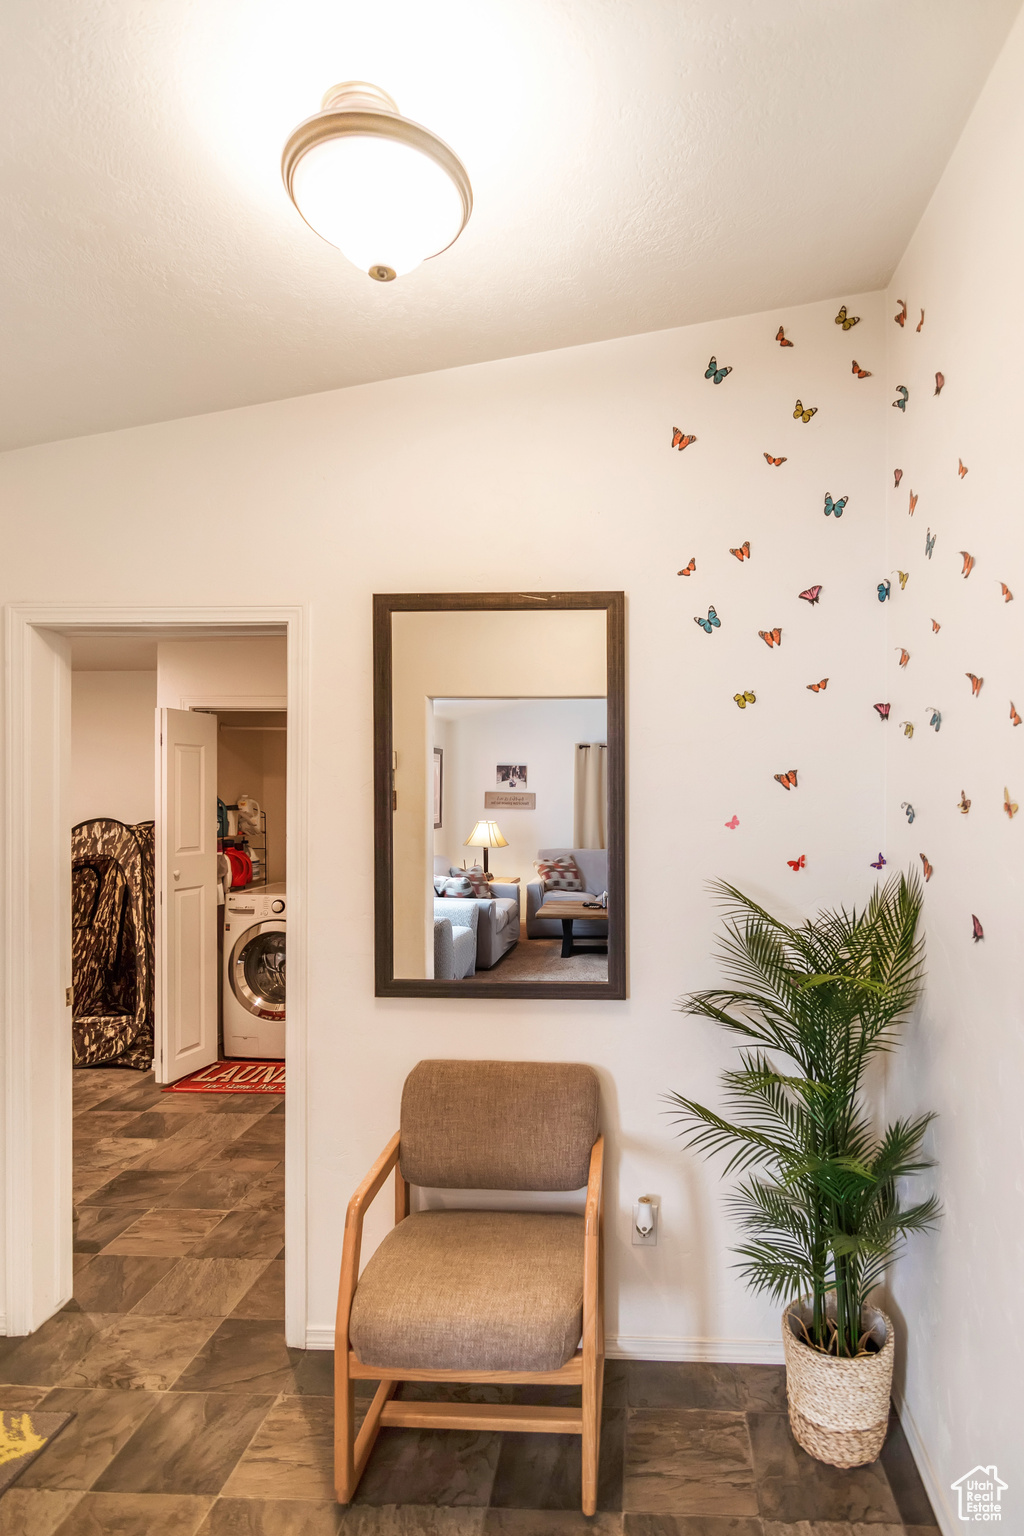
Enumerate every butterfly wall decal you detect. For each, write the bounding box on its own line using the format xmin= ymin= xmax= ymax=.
xmin=893 ymin=385 xmax=909 ymax=411
xmin=917 ymin=309 xmax=925 ymax=331
xmin=902 ymin=802 xmax=915 ymax=822
xmin=730 ymin=541 xmax=750 ymax=561
xmin=934 ymin=371 xmax=945 ymax=395
xmin=874 ymin=703 xmax=891 ymax=721
xmin=851 ymin=360 xmax=872 ymax=379
xmin=895 ymin=299 xmax=907 ymax=327
xmin=1012 ymin=701 xmax=1022 ymax=727
xmin=894 ymin=469 xmax=903 ymax=488
xmin=870 ymin=853 xmax=887 ymax=869
xmin=774 ymin=770 xmax=798 ymax=790
xmin=927 ymin=708 xmax=942 ymax=730
xmin=787 ymin=855 xmax=806 ymax=871
xmin=999 ymin=582 xmax=1013 ymax=602
xmin=725 ymin=815 xmax=740 ymax=829
xmin=806 ymin=678 xmax=829 ymax=692
xmin=705 ymin=355 xmax=732 ymax=385
xmin=672 ymin=428 xmax=697 ymax=450
xmin=957 ymin=790 xmax=971 ymax=815
xmin=878 ymin=580 xmax=891 ymax=602
xmin=925 ymin=529 xmax=936 ymax=558
xmin=931 ymin=619 xmax=941 ymax=633
xmin=900 ymin=721 xmax=914 ymax=737
xmin=764 ymin=453 xmax=787 ymax=466
xmin=972 ymin=914 xmax=984 ymax=943
xmin=799 ymin=585 xmax=822 ymax=605
xmin=677 ymin=558 xmax=696 ymax=576
xmin=960 ymin=551 xmax=975 ymax=577
xmin=958 ymin=458 xmax=968 ymax=478
xmin=896 ymin=648 xmax=910 ymax=668
xmin=908 ymin=491 xmax=918 ymax=515
xmin=966 ymin=673 xmax=983 ymax=697
xmin=920 ymin=854 xmax=933 ymax=882
xmin=835 ymin=305 xmax=860 ymax=330
xmin=758 ymin=627 xmax=782 ymax=647
xmin=824 ymin=493 xmax=848 ymax=518
xmin=793 ymin=399 xmax=817 ymax=423
xmin=1004 ymin=787 xmax=1018 ymax=820
xmin=776 ymin=326 xmax=794 ymax=346
xmin=893 ymin=570 xmax=909 ymax=590
xmin=694 ymin=606 xmax=721 ymax=634
xmin=733 ymin=691 xmax=756 ymax=709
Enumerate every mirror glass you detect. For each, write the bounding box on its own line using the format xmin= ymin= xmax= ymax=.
xmin=375 ymin=595 xmax=624 ymax=998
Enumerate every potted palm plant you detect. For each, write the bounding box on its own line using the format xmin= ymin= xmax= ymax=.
xmin=670 ymin=872 xmax=940 ymax=1467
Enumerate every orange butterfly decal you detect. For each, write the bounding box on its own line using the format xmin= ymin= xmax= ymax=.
xmin=920 ymin=853 xmax=933 ymax=882
xmin=895 ymin=299 xmax=907 ymax=327
xmin=894 ymin=468 xmax=903 ymax=488
xmin=851 ymin=360 xmax=872 ymax=379
xmin=774 ymin=770 xmax=798 ymax=791
xmin=730 ymin=541 xmax=751 ymax=561
xmin=931 ymin=619 xmax=941 ymax=633
xmin=787 ymin=854 xmax=806 ymax=871
xmin=916 ymin=309 xmax=925 ymax=332
xmin=1012 ymin=701 xmax=1022 ymax=727
xmin=958 ymin=458 xmax=968 ymax=478
xmin=672 ymin=428 xmax=697 ymax=451
xmin=934 ymin=371 xmax=945 ymax=396
xmin=966 ymin=673 xmax=983 ymax=697
xmin=908 ymin=490 xmax=918 ymax=516
xmin=759 ymin=627 xmax=782 ymax=648
xmin=960 ymin=551 xmax=975 ymax=578
xmin=1004 ymin=787 xmax=1018 ymax=820
xmin=957 ymin=790 xmax=971 ymax=815
xmin=677 ymin=558 xmax=696 ymax=576
xmin=776 ymin=326 xmax=794 ymax=347
xmin=896 ymin=648 xmax=910 ymax=668
xmin=763 ymin=453 xmax=787 ymax=466
xmin=1000 ymin=582 xmax=1013 ymax=602
xmin=806 ymin=678 xmax=829 ymax=692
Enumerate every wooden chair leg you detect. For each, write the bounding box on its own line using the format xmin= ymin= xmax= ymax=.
xmin=334 ymin=1352 xmax=356 ymax=1503
xmin=582 ymin=1350 xmax=599 ymax=1516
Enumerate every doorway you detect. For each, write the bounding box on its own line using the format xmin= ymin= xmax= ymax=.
xmin=1 ymin=605 xmax=308 ymax=1345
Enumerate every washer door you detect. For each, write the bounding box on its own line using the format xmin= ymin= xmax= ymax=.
xmin=230 ymin=920 xmax=286 ymax=1020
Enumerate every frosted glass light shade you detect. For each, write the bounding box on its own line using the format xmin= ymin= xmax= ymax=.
xmin=282 ymin=82 xmax=472 ymax=281
xmin=464 ymin=820 xmax=508 ymax=849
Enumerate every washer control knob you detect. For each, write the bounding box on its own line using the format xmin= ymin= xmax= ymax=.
xmin=271 ymin=899 xmax=285 ymax=914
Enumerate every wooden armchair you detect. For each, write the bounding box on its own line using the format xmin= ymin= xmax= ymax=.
xmin=334 ymin=1059 xmax=605 ymax=1513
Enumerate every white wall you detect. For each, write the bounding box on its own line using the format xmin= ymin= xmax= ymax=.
xmin=0 ymin=288 xmax=887 ymax=1366
xmin=70 ymin=670 xmax=157 ymax=826
xmin=156 ymin=637 xmax=286 ymax=709
xmin=881 ymin=11 xmax=1024 ymax=1526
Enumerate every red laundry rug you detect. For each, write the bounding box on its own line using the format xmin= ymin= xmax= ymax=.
xmin=162 ymin=1060 xmax=285 ymax=1095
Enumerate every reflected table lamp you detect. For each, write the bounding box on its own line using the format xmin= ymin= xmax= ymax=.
xmin=464 ymin=819 xmax=508 ymax=874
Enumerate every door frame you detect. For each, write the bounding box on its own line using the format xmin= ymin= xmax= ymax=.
xmin=1 ymin=603 xmax=309 ymax=1346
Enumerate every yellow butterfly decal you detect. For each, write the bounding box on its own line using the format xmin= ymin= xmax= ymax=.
xmin=900 ymin=721 xmax=914 ymax=738
xmin=835 ymin=305 xmax=860 ymax=330
xmin=957 ymin=790 xmax=971 ymax=815
xmin=1005 ymin=787 xmax=1019 ymax=819
xmin=793 ymin=399 xmax=818 ymax=423
xmin=733 ymin=690 xmax=756 ymax=709
xmin=893 ymin=570 xmax=909 ymax=590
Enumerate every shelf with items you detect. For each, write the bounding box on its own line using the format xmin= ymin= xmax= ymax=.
xmin=218 ymin=807 xmax=268 ymax=889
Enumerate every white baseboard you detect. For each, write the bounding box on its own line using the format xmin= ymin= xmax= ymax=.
xmin=303 ymin=1325 xmax=784 ymax=1365
xmin=0 ymin=1313 xmax=5 ymax=1337
xmin=892 ymin=1388 xmax=957 ymax=1536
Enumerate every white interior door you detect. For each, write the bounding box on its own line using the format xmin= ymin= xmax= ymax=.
xmin=156 ymin=707 xmax=218 ymax=1083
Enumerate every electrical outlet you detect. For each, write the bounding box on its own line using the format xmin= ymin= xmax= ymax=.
xmin=632 ymin=1197 xmax=658 ymax=1246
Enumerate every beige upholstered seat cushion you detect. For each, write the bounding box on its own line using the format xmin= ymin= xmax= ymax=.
xmin=349 ymin=1210 xmax=584 ymax=1372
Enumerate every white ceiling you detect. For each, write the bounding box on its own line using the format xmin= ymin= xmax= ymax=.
xmin=2 ymin=0 xmax=1020 ymax=451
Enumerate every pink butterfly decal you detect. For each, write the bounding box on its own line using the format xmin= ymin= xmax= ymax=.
xmin=798 ymin=585 xmax=822 ymax=605
xmin=894 ymin=468 xmax=903 ymax=488
xmin=725 ymin=815 xmax=740 ymax=829
xmin=874 ymin=703 xmax=891 ymax=721
xmin=972 ymin=914 xmax=984 ymax=943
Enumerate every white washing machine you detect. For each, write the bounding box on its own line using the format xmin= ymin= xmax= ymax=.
xmin=222 ymin=882 xmax=286 ymax=1059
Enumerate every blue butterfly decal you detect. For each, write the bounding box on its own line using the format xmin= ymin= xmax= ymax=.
xmin=705 ymin=355 xmax=732 ymax=385
xmin=893 ymin=385 xmax=909 ymax=412
xmin=927 ymin=708 xmax=942 ymax=731
xmin=694 ymin=606 xmax=721 ymax=634
xmin=925 ymin=528 xmax=936 ymax=559
xmin=901 ymin=802 xmax=915 ymax=824
xmin=870 ymin=853 xmax=887 ymax=869
xmin=877 ymin=580 xmax=891 ymax=602
xmin=824 ymin=493 xmax=848 ymax=518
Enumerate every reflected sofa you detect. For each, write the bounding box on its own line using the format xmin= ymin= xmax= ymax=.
xmin=526 ymin=847 xmax=608 ymax=940
xmin=433 ymin=858 xmax=521 ymax=970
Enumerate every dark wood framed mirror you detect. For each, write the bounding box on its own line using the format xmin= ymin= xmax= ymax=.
xmin=373 ymin=592 xmax=625 ymax=999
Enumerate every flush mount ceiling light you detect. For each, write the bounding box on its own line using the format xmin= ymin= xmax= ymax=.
xmin=281 ymin=82 xmax=472 ymax=282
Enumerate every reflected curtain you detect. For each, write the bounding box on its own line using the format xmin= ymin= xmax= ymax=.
xmin=573 ymin=743 xmax=608 ymax=849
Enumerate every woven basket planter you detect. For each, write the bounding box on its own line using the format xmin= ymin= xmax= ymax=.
xmin=782 ymin=1294 xmax=894 ymax=1467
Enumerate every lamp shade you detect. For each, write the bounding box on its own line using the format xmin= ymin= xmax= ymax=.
xmin=282 ymin=82 xmax=472 ymax=281
xmin=464 ymin=820 xmax=508 ymax=850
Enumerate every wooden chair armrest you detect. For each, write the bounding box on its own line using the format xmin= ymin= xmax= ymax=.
xmin=336 ymin=1130 xmax=401 ymax=1343
xmin=584 ymin=1135 xmax=604 ymax=1236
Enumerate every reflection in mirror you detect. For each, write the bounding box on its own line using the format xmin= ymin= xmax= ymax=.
xmin=375 ymin=595 xmax=624 ymax=999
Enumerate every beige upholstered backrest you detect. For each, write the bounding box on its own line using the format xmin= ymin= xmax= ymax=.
xmin=400 ymin=1060 xmax=600 ymax=1191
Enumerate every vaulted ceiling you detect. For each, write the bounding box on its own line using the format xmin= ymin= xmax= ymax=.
xmin=2 ymin=0 xmax=1020 ymax=450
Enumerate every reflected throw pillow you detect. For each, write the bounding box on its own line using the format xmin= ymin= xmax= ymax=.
xmin=535 ymin=856 xmax=584 ymax=892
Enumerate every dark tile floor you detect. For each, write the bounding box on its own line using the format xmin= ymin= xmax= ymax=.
xmin=0 ymin=1069 xmax=939 ymax=1536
